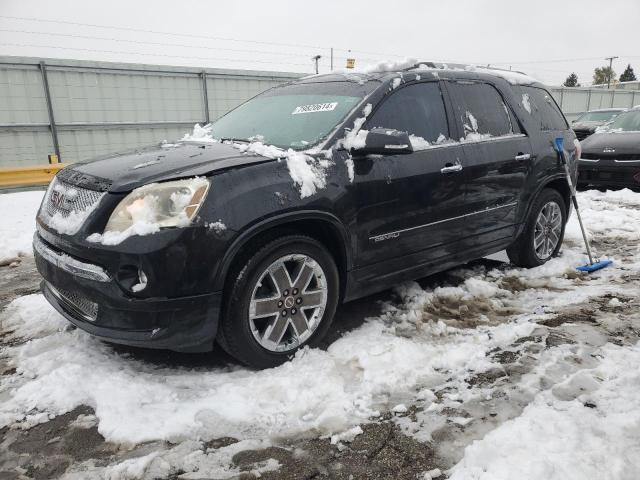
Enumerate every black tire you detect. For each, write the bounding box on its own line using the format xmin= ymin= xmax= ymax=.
xmin=219 ymin=234 xmax=339 ymax=368
xmin=507 ymin=188 xmax=567 ymax=268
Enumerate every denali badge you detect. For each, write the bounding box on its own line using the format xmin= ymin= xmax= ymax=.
xmin=603 ymin=147 xmax=616 ymax=153
xmin=371 ymin=232 xmax=400 ymax=242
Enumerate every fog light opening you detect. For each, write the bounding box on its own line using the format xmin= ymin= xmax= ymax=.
xmin=132 ymin=269 xmax=148 ymax=293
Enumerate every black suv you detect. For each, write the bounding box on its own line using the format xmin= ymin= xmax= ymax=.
xmin=34 ymin=63 xmax=578 ymax=368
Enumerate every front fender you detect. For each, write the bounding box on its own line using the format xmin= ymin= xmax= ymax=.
xmin=212 ymin=209 xmax=353 ymax=291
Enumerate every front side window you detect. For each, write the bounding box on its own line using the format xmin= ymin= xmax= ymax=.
xmin=447 ymin=82 xmax=514 ymax=138
xmin=520 ymin=86 xmax=568 ymax=131
xmin=366 ymin=82 xmax=450 ymax=143
xmin=206 ymin=82 xmax=374 ymax=150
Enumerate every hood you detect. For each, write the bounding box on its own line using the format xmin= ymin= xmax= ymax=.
xmin=581 ymin=131 xmax=640 ymax=154
xmin=66 ymin=142 xmax=274 ymax=193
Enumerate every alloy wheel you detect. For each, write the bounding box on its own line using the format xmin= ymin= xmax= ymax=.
xmin=248 ymin=254 xmax=328 ymax=352
xmin=534 ymin=201 xmax=562 ymax=260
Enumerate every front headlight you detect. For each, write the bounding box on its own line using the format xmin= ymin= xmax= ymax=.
xmin=104 ymin=177 xmax=210 ymax=233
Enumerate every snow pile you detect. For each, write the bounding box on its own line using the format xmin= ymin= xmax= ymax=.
xmin=180 ymin=123 xmax=218 ymax=143
xmin=69 ymin=439 xmax=277 ymax=480
xmin=345 ymin=157 xmax=355 ymax=183
xmin=131 ymin=159 xmax=161 ymax=170
xmin=359 ymin=58 xmax=417 ymax=74
xmin=0 ymin=287 xmax=544 ymax=444
xmin=233 ymin=140 xmax=331 ymax=199
xmin=232 ymin=140 xmax=286 ymax=159
xmin=86 ymin=194 xmax=168 ymax=246
xmin=0 ymin=190 xmax=43 ymax=265
xmin=206 ymin=220 xmax=227 ymax=234
xmin=330 ymin=425 xmax=363 ymax=445
xmin=409 ymin=134 xmax=448 ymax=151
xmin=409 ymin=134 xmax=432 ymax=150
xmin=460 ymin=111 xmax=492 ymax=142
xmin=460 ymin=64 xmax=539 ymax=85
xmin=564 ymin=188 xmax=640 ymax=244
xmin=339 ymin=103 xmax=373 ymax=151
xmin=522 ymin=93 xmax=532 ymax=114
xmin=180 ymin=124 xmax=332 ymax=199
xmin=449 ymin=342 xmax=640 ymax=480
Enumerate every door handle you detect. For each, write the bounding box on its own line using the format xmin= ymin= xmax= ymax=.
xmin=515 ymin=153 xmax=531 ymax=161
xmin=440 ymin=163 xmax=463 ymax=174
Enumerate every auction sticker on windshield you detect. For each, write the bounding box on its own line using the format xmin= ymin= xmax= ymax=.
xmin=292 ymin=102 xmax=338 ymax=115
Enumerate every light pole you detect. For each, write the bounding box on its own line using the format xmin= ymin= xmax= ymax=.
xmin=312 ymin=55 xmax=321 ymax=74
xmin=605 ymin=56 xmax=618 ymax=89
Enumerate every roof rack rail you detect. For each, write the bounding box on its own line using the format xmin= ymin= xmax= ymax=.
xmin=403 ymin=61 xmax=528 ymax=76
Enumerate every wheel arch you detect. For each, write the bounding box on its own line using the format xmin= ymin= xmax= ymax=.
xmin=215 ymin=210 xmax=353 ymax=298
xmin=517 ymin=174 xmax=572 ymax=238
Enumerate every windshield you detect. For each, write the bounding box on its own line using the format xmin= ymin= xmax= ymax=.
xmin=606 ymin=110 xmax=640 ymax=132
xmin=208 ymin=81 xmax=373 ymax=150
xmin=576 ymin=110 xmax=622 ymax=122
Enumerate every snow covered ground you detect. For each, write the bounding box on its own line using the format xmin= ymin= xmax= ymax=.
xmin=0 ymin=190 xmax=44 ymax=265
xmin=1 ymin=188 xmax=640 ymax=479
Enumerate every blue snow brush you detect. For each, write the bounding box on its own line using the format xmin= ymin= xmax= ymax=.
xmin=554 ymin=137 xmax=612 ymax=273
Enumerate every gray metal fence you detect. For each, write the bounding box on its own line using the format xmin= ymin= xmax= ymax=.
xmin=2 ymin=56 xmax=640 ymax=168
xmin=0 ymin=56 xmax=301 ymax=167
xmin=549 ymin=86 xmax=640 ymax=122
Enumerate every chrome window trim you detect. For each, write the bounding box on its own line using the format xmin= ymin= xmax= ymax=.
xmin=33 ymin=233 xmax=110 ymax=282
xmin=614 ymin=159 xmax=640 ymax=163
xmin=370 ymin=202 xmax=518 ymax=242
xmin=406 ymin=133 xmax=527 ymax=153
xmin=458 ymin=133 xmax=526 ymax=145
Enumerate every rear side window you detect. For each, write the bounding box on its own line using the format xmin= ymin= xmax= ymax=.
xmin=520 ymin=86 xmax=568 ymax=131
xmin=367 ymin=82 xmax=449 ymax=143
xmin=446 ymin=82 xmax=514 ymax=138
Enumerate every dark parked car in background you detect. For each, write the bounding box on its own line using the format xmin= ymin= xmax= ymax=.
xmin=571 ymin=108 xmax=626 ymax=141
xmin=33 ymin=63 xmax=578 ymax=368
xmin=578 ymin=107 xmax=640 ymax=190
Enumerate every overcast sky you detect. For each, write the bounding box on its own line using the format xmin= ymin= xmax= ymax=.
xmin=1 ymin=0 xmax=638 ymax=86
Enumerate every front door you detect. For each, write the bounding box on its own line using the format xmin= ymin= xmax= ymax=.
xmin=351 ymin=81 xmax=470 ymax=276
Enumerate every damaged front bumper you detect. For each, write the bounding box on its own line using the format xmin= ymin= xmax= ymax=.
xmin=34 ymin=232 xmax=221 ymax=352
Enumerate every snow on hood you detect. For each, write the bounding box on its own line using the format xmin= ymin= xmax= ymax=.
xmin=182 ymin=124 xmax=334 ymax=199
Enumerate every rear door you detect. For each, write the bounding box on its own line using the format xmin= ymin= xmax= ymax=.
xmin=352 ymin=81 xmax=470 ymax=271
xmin=444 ymin=80 xmax=532 ymax=240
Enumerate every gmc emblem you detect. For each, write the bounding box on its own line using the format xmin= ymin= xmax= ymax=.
xmin=50 ymin=189 xmax=65 ymax=208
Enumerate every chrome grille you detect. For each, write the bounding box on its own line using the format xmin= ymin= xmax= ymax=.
xmin=42 ymin=177 xmax=105 ymax=220
xmin=50 ymin=284 xmax=98 ymax=322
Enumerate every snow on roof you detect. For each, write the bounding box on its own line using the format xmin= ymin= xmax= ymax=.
xmin=336 ymin=58 xmax=539 ymax=85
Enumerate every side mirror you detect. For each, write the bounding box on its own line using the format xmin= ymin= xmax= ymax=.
xmin=356 ymin=127 xmax=413 ymax=155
